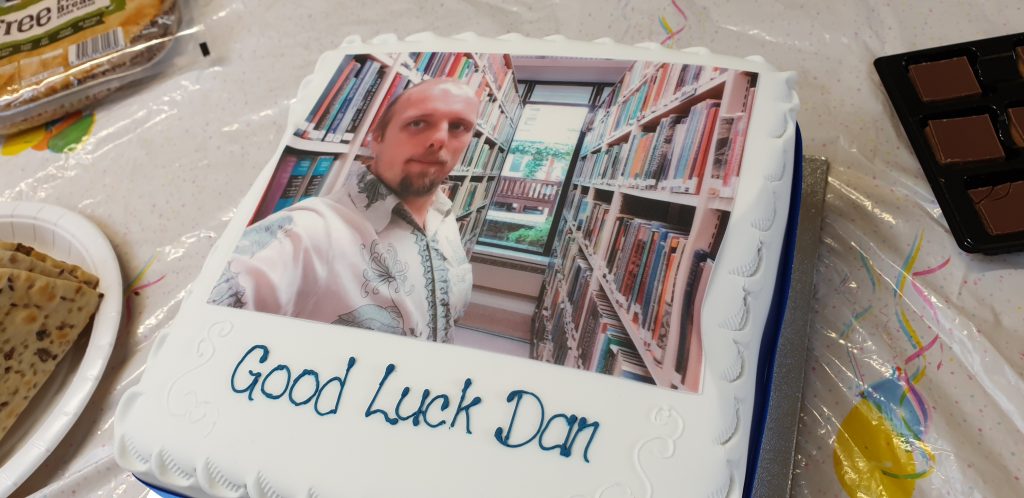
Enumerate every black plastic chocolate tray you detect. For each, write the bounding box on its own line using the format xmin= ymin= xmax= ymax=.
xmin=875 ymin=32 xmax=1024 ymax=254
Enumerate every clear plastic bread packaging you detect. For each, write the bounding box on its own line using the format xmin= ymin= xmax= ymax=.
xmin=0 ymin=0 xmax=182 ymax=135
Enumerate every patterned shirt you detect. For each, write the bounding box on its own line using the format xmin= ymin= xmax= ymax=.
xmin=208 ymin=165 xmax=473 ymax=343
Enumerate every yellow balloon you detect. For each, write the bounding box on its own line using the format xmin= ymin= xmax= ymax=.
xmin=2 ymin=126 xmax=46 ymax=156
xmin=833 ymin=398 xmax=918 ymax=498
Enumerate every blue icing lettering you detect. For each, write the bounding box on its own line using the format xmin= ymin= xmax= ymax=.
xmin=365 ymin=364 xmax=400 ymax=425
xmin=314 ymin=356 xmax=357 ymax=416
xmin=395 ymin=387 xmax=435 ymax=427
xmin=568 ymin=417 xmax=600 ymax=463
xmin=229 ymin=344 xmax=357 ymax=417
xmin=423 ymin=394 xmax=450 ymax=428
xmin=231 ymin=344 xmax=269 ymax=401
xmin=494 ymin=390 xmax=600 ymax=463
xmin=261 ymin=364 xmax=292 ymax=400
xmin=449 ymin=378 xmax=481 ymax=434
xmin=288 ymin=369 xmax=320 ymax=406
xmin=493 ymin=390 xmax=544 ymax=448
xmin=364 ymin=363 xmax=479 ymax=435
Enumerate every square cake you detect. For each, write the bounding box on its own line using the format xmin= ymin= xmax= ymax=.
xmin=114 ymin=33 xmax=801 ymax=497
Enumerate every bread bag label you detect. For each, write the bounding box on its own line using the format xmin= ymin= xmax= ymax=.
xmin=0 ymin=0 xmax=125 ymax=61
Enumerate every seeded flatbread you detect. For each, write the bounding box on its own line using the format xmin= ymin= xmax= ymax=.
xmin=0 ymin=248 xmax=84 ymax=288
xmin=0 ymin=242 xmax=99 ymax=290
xmin=0 ymin=267 xmax=102 ymax=442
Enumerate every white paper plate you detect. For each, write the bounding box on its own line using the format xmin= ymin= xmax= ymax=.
xmin=0 ymin=201 xmax=123 ymax=496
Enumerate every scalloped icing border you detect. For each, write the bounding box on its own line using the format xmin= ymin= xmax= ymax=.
xmin=114 ymin=32 xmax=799 ymax=498
xmin=702 ymin=73 xmax=799 ymax=497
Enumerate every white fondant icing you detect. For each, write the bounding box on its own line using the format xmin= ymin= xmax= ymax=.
xmin=198 ymin=458 xmax=245 ymax=497
xmin=719 ymin=287 xmax=751 ymax=332
xmin=730 ymin=241 xmax=763 ymax=278
xmin=721 ymin=340 xmax=744 ymax=383
xmin=751 ymin=192 xmax=777 ymax=233
xmin=114 ymin=33 xmax=799 ymax=498
xmin=714 ymin=398 xmax=741 ymax=445
xmin=155 ymin=449 xmax=194 ymax=486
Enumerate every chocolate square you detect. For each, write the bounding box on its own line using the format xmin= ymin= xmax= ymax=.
xmin=908 ymin=57 xmax=982 ymax=102
xmin=925 ymin=115 xmax=1005 ymax=164
xmin=1010 ymin=107 xmax=1024 ymax=147
xmin=1017 ymin=47 xmax=1024 ymax=78
xmin=969 ymin=181 xmax=1024 ymax=235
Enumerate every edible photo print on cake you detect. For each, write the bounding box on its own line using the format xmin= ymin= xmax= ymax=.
xmin=207 ymin=51 xmax=760 ymax=393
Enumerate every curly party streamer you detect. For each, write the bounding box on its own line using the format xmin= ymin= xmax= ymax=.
xmin=833 ymin=232 xmax=949 ymax=498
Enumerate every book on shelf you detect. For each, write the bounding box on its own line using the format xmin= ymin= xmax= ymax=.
xmin=297 ymin=156 xmax=336 ymax=202
xmin=452 ymin=180 xmax=492 ymax=215
xmin=670 ymin=100 xmax=720 ymax=193
xmin=458 ymin=206 xmax=489 ymax=254
xmin=675 ymin=249 xmax=711 ymax=376
xmin=253 ymin=153 xmax=340 ymax=221
xmin=650 ymin=234 xmax=685 ymax=362
xmin=292 ymin=55 xmax=390 ymax=145
xmin=579 ymin=291 xmax=621 ymax=372
xmin=610 ymin=347 xmax=655 ymax=384
xmin=273 ymin=155 xmax=314 ymax=213
xmin=706 ymin=114 xmax=736 ymax=188
xmin=577 ymin=97 xmax=729 ymax=192
xmin=254 ymin=153 xmax=299 ymax=223
xmin=681 ymin=258 xmax=711 ymax=391
xmin=457 ymin=136 xmax=483 ymax=172
xmin=439 ymin=180 xmax=461 ymax=203
xmin=296 ymin=55 xmax=355 ymax=139
xmin=326 ymin=63 xmax=385 ymax=143
xmin=719 ymin=86 xmax=757 ymax=198
xmin=306 ymin=60 xmax=363 ymax=141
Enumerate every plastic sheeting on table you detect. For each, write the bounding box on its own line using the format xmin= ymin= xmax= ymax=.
xmin=2 ymin=1 xmax=1023 ymax=497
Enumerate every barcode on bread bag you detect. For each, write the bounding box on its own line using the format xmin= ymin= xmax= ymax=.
xmin=68 ymin=28 xmax=126 ymax=67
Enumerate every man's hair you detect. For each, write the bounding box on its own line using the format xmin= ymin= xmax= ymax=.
xmin=371 ymin=78 xmax=478 ymax=141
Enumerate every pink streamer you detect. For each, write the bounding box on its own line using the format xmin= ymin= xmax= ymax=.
xmin=912 ymin=257 xmax=950 ymax=278
xmin=905 ymin=333 xmax=940 ymax=365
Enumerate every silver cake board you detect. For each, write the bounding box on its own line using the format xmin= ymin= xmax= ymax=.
xmin=750 ymin=155 xmax=829 ymax=498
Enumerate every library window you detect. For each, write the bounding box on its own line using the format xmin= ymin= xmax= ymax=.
xmin=478 ymin=83 xmax=600 ymax=255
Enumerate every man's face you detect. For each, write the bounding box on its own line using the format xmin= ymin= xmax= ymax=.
xmin=370 ymin=81 xmax=480 ymax=199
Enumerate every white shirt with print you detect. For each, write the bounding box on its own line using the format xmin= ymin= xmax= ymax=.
xmin=208 ymin=165 xmax=473 ymax=344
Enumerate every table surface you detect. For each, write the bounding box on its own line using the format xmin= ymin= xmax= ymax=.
xmin=3 ymin=1 xmax=1024 ymax=496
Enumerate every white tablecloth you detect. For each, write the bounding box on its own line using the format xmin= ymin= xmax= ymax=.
xmin=3 ymin=1 xmax=1023 ymax=496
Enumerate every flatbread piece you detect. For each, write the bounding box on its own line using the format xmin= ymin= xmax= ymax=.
xmin=0 ymin=242 xmax=99 ymax=290
xmin=0 ymin=267 xmax=102 ymax=442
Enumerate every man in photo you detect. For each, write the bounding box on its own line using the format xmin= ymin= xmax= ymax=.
xmin=209 ymin=77 xmax=479 ymax=343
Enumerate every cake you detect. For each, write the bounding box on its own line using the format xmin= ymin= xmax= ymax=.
xmin=114 ymin=33 xmax=800 ymax=497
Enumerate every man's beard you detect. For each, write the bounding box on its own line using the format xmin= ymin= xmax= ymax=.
xmin=397 ymin=170 xmax=444 ymax=197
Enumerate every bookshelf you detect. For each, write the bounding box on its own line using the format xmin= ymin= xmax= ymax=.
xmin=252 ymin=51 xmax=524 ymax=255
xmin=532 ymin=62 xmax=758 ymax=391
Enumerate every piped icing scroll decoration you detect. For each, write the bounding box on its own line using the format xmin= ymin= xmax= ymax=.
xmin=165 ymin=321 xmax=234 ymax=436
xmin=730 ymin=240 xmax=763 ymax=278
xmin=719 ymin=286 xmax=750 ymax=331
xmin=572 ymin=406 xmax=685 ymax=498
xmin=155 ymin=448 xmax=195 ymax=487
xmin=765 ymin=143 xmax=787 ymax=183
xmin=713 ymin=398 xmax=741 ymax=445
xmin=750 ymin=191 xmax=777 ymax=233
xmin=251 ymin=471 xmax=285 ymax=498
xmin=118 ymin=433 xmax=151 ymax=470
xmin=721 ymin=339 xmax=744 ymax=382
xmin=198 ymin=458 xmax=246 ymax=497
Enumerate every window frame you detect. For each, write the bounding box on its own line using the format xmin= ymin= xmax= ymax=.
xmin=477 ymin=80 xmax=612 ymax=257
